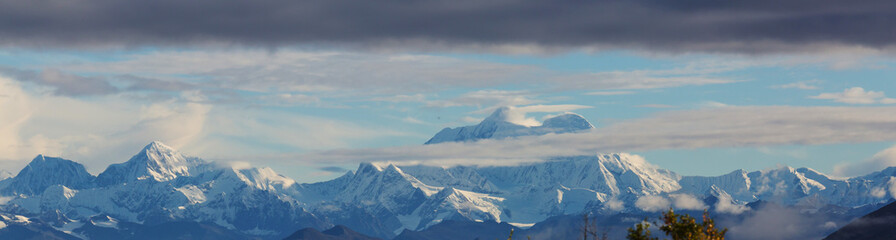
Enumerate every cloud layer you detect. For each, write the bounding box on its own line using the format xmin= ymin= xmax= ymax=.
xmin=303 ymin=106 xmax=896 ymax=166
xmin=2 ymin=0 xmax=896 ymax=52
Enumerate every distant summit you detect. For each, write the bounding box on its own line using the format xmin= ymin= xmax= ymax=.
xmin=2 ymin=155 xmax=95 ymax=195
xmin=425 ymin=107 xmax=593 ymax=144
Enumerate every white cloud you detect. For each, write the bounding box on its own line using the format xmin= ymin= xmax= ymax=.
xmin=870 ymin=177 xmax=896 ymax=199
xmin=724 ymin=204 xmax=825 ymax=240
xmin=604 ymin=198 xmax=625 ymax=212
xmin=833 ymin=144 xmax=896 ymax=177
xmin=811 ymin=87 xmax=896 ymax=104
xmin=480 ymin=104 xmax=593 ymax=127
xmin=0 ymin=76 xmax=211 ymax=172
xmin=670 ymin=194 xmax=707 ymax=210
xmin=0 ymin=78 xmax=34 ymax=163
xmin=889 ymin=178 xmax=896 ymax=199
xmin=870 ymin=185 xmax=888 ymax=198
xmin=635 ymin=195 xmax=671 ymax=212
xmin=714 ymin=194 xmax=750 ymax=214
xmin=771 ymin=81 xmax=820 ymax=90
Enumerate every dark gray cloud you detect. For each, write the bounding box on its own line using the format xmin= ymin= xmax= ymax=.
xmin=1 ymin=0 xmax=895 ymax=52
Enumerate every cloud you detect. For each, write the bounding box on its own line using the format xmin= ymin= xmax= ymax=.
xmin=669 ymin=194 xmax=707 ymax=210
xmin=121 ymin=75 xmax=196 ymax=92
xmin=585 ymin=91 xmax=635 ymax=96
xmin=0 ymin=67 xmax=118 ymax=96
xmin=1 ymin=0 xmax=896 ymax=53
xmin=771 ymin=80 xmax=820 ymax=90
xmin=724 ymin=204 xmax=831 ymax=240
xmin=319 ymin=166 xmax=350 ymax=173
xmin=604 ymin=198 xmax=625 ymax=212
xmin=370 ymin=94 xmax=427 ymax=103
xmin=637 ymin=104 xmax=676 ymax=109
xmin=257 ymin=93 xmax=321 ymax=106
xmin=635 ymin=195 xmax=670 ymax=212
xmin=401 ymin=117 xmax=426 ymax=125
xmin=62 ymin=50 xmax=537 ymax=95
xmin=0 ymin=75 xmax=411 ymax=174
xmin=811 ymin=87 xmax=896 ymax=104
xmin=834 ymin=145 xmax=896 ymax=177
xmin=714 ymin=195 xmax=750 ymax=215
xmin=870 ymin=178 xmax=896 ymax=199
xmin=0 ymin=75 xmax=211 ymax=172
xmin=425 ymin=90 xmax=540 ymax=108
xmin=551 ymin=72 xmax=734 ymax=91
xmin=40 ymin=50 xmax=742 ymax=104
xmin=471 ymin=104 xmax=593 ymax=127
xmin=299 ymin=106 xmax=896 ymax=166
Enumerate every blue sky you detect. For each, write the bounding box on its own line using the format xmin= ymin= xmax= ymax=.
xmin=1 ymin=47 xmax=896 ymax=182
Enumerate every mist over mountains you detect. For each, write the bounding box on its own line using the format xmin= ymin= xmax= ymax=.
xmin=0 ymin=108 xmax=893 ymax=239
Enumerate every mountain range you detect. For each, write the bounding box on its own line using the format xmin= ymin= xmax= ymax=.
xmin=0 ymin=108 xmax=893 ymax=239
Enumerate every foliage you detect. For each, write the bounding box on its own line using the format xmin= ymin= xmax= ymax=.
xmin=627 ymin=221 xmax=657 ymax=240
xmin=627 ymin=209 xmax=727 ymax=240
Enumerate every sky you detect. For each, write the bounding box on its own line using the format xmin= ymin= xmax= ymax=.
xmin=1 ymin=0 xmax=896 ymax=182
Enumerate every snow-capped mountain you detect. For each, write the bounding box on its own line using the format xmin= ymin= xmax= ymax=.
xmin=425 ymin=107 xmax=593 ymax=144
xmin=0 ymin=155 xmax=95 ymax=195
xmin=0 ymin=142 xmax=328 ymax=239
xmin=96 ymin=141 xmax=206 ymax=186
xmin=0 ymin=109 xmax=894 ymax=239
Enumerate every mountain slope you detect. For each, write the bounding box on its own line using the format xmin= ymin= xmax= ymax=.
xmin=824 ymin=200 xmax=896 ymax=240
xmin=96 ymin=141 xmax=205 ymax=186
xmin=282 ymin=225 xmax=381 ymax=240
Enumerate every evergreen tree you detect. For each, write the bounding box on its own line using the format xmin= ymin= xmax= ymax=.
xmin=627 ymin=209 xmax=727 ymax=240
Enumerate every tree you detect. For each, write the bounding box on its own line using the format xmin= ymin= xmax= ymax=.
xmin=627 ymin=221 xmax=657 ymax=240
xmin=581 ymin=213 xmax=609 ymax=240
xmin=627 ymin=209 xmax=727 ymax=240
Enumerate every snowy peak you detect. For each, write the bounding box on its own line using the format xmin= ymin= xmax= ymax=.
xmin=425 ymin=107 xmax=594 ymax=144
xmin=2 ymin=155 xmax=95 ymax=195
xmin=476 ymin=154 xmax=681 ymax=196
xmin=542 ymin=113 xmax=593 ymax=130
xmin=96 ymin=141 xmax=205 ymax=185
xmin=482 ymin=106 xmax=513 ymax=123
